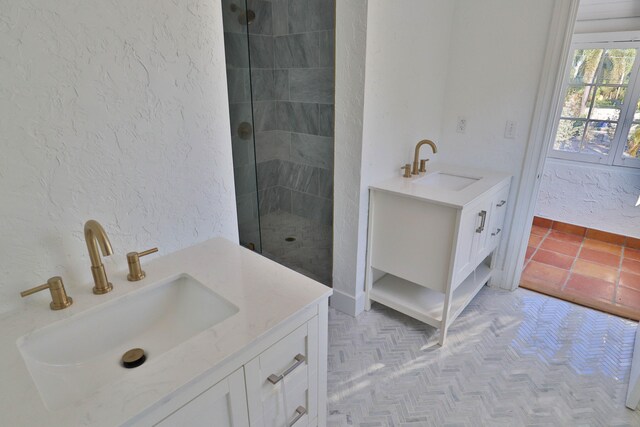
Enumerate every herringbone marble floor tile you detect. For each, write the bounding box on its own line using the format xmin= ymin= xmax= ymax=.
xmin=327 ymin=287 xmax=640 ymax=426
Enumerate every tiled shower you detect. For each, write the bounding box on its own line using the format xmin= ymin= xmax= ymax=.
xmin=222 ymin=0 xmax=335 ymax=285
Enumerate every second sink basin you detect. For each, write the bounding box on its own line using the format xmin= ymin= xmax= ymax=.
xmin=413 ymin=172 xmax=480 ymax=191
xmin=17 ymin=274 xmax=238 ymax=410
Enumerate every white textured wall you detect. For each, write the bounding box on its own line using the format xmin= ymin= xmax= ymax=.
xmin=0 ymin=1 xmax=238 ymax=314
xmin=438 ymin=0 xmax=555 ymax=279
xmin=332 ymin=0 xmax=369 ymax=315
xmin=536 ymin=160 xmax=640 ymax=238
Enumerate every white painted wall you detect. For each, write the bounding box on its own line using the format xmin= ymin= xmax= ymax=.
xmin=332 ymin=0 xmax=456 ymax=314
xmin=0 ymin=1 xmax=238 ymax=315
xmin=536 ymin=160 xmax=640 ymax=238
xmin=332 ymin=0 xmax=369 ymax=315
xmin=437 ymin=0 xmax=555 ymax=279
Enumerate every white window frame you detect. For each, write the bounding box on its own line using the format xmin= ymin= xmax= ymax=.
xmin=548 ymin=31 xmax=640 ymax=169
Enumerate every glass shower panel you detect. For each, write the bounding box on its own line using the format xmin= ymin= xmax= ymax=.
xmin=222 ymin=0 xmax=261 ymax=252
xmin=222 ymin=0 xmax=335 ymax=287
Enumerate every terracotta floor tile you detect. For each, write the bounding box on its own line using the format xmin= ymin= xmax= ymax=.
xmin=582 ymin=239 xmax=622 ymax=256
xmin=572 ymin=259 xmax=618 ymax=283
xmin=532 ymin=249 xmax=574 ymax=270
xmin=620 ymin=271 xmax=640 ymax=291
xmin=539 ymin=238 xmax=580 ymax=257
xmin=552 ymin=222 xmax=586 ymax=236
xmin=522 ymin=261 xmax=569 ymax=290
xmin=531 ymin=225 xmax=549 ymax=236
xmin=565 ymin=273 xmax=614 ymax=302
xmin=616 ymin=286 xmax=640 ymax=311
xmin=585 ymin=229 xmax=627 ymax=245
xmin=533 ymin=217 xmax=553 ymax=228
xmin=624 ymin=247 xmax=640 ymax=262
xmin=525 ymin=246 xmax=536 ymax=260
xmin=578 ymin=248 xmax=621 ymax=268
xmin=547 ymin=230 xmax=584 ymax=244
xmin=622 ymin=258 xmax=640 ymax=275
xmin=528 ymin=234 xmax=543 ymax=248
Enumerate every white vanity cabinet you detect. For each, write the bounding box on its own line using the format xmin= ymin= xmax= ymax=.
xmin=146 ymin=304 xmax=327 ymax=427
xmin=364 ymin=166 xmax=511 ymax=346
xmin=156 ymin=369 xmax=249 ymax=427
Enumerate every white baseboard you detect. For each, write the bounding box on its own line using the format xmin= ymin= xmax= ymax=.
xmin=329 ymin=288 xmax=365 ymax=317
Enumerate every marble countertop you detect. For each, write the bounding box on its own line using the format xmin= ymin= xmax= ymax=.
xmin=0 ymin=237 xmax=332 ymax=426
xmin=370 ymin=163 xmax=512 ymax=209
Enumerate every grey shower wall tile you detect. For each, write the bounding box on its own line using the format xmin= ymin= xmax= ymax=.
xmin=274 ymin=33 xmax=319 ymax=68
xmin=247 ymin=0 xmax=273 ymax=35
xmin=272 ymin=0 xmax=288 ymax=36
xmin=277 ymin=186 xmax=292 ymax=212
xmin=291 ymin=191 xmax=333 ymax=225
xmin=257 ymin=158 xmax=281 ymax=189
xmin=231 ymin=135 xmax=255 ymax=166
xmin=279 ymin=161 xmax=316 ymax=193
xmin=233 ymin=164 xmax=258 ymax=196
xmin=224 ymin=33 xmax=250 ymax=68
xmin=274 ymin=70 xmax=289 ymax=100
xmin=290 ymin=133 xmax=333 ymax=169
xmin=229 ymin=102 xmax=253 ymax=138
xmin=308 ymin=0 xmax=334 ymax=31
xmin=253 ymin=101 xmax=277 ymax=132
xmin=255 ymin=130 xmax=291 ymax=162
xmin=289 ymin=68 xmax=334 ymax=104
xmin=312 ymin=167 xmax=333 ymax=199
xmin=226 ymin=68 xmax=249 ymax=103
xmin=250 ymin=69 xmax=274 ymax=101
xmin=318 ymin=104 xmax=334 ymax=137
xmin=260 ymin=186 xmax=292 ymax=214
xmin=248 ymin=35 xmax=274 ymax=68
xmin=318 ymin=30 xmax=335 ymax=67
xmin=236 ymin=192 xmax=259 ymax=226
xmin=288 ymin=0 xmax=308 ymax=34
xmin=276 ymin=101 xmax=318 ymax=134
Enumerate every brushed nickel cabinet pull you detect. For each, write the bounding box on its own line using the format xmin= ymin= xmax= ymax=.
xmin=497 ymin=200 xmax=506 ymax=207
xmin=288 ymin=406 xmax=307 ymax=426
xmin=476 ymin=210 xmax=487 ymax=233
xmin=267 ymin=353 xmax=306 ymax=385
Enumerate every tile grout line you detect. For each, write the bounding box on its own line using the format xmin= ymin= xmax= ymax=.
xmin=615 ymin=245 xmax=626 ymax=306
xmin=524 ymin=227 xmax=550 ymax=269
xmin=560 ymin=233 xmax=586 ymax=292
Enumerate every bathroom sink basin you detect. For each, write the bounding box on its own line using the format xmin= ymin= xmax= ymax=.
xmin=17 ymin=274 xmax=238 ymax=410
xmin=413 ymin=172 xmax=480 ymax=191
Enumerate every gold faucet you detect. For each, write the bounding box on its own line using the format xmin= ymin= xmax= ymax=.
xmin=84 ymin=220 xmax=114 ymax=294
xmin=412 ymin=139 xmax=438 ymax=175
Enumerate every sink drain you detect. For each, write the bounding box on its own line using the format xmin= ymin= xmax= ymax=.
xmin=121 ymin=348 xmax=146 ymax=369
xmin=285 ymin=236 xmax=296 ymax=242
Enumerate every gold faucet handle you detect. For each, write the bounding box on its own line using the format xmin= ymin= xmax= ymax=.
xmin=126 ymin=247 xmax=158 ymax=282
xmin=419 ymin=159 xmax=429 ymax=173
xmin=21 ymin=276 xmax=73 ymax=310
xmin=401 ymin=164 xmax=412 ymax=178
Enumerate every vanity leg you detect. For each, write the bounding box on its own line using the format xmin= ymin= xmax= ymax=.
xmin=438 ymin=326 xmax=448 ymax=347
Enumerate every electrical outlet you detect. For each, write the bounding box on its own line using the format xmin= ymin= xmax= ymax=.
xmin=456 ymin=117 xmax=467 ymax=134
xmin=505 ymin=120 xmax=517 ymax=139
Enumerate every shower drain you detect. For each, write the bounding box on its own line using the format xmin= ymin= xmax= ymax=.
xmin=285 ymin=236 xmax=296 ymax=242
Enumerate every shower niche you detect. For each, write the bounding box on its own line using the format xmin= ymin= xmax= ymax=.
xmin=222 ymin=0 xmax=335 ymax=286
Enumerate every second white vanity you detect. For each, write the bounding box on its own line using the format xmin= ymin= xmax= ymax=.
xmin=365 ymin=164 xmax=511 ymax=345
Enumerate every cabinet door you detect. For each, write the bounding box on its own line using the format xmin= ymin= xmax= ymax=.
xmin=486 ymin=186 xmax=510 ymax=253
xmin=155 ymin=368 xmax=249 ymax=427
xmin=452 ymin=200 xmax=487 ymax=287
xmin=245 ymin=318 xmax=318 ymax=427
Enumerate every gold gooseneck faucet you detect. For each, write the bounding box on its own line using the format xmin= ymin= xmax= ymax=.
xmin=84 ymin=220 xmax=114 ymax=294
xmin=412 ymin=139 xmax=438 ymax=175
